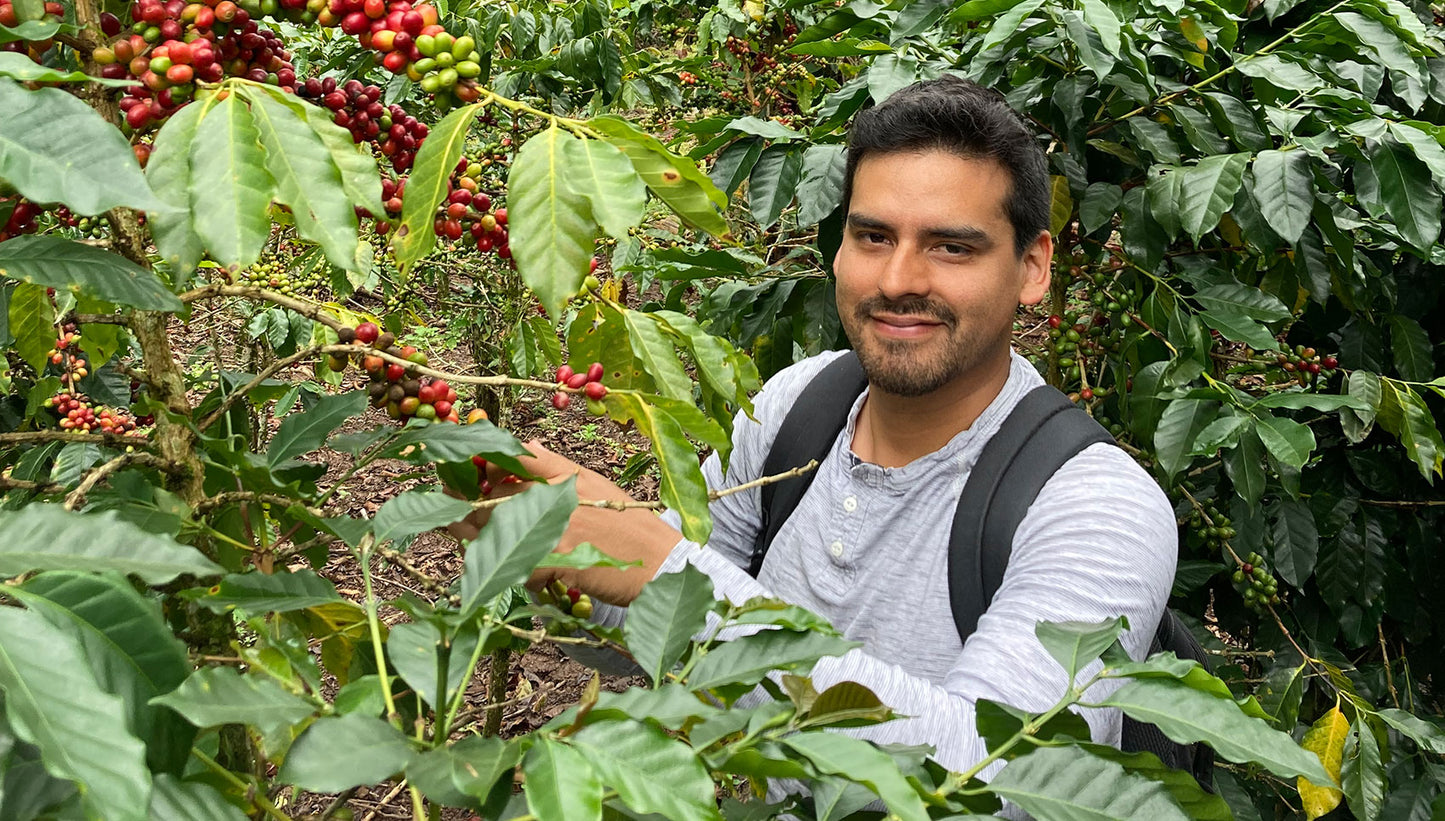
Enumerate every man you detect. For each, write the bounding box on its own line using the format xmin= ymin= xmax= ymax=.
xmin=461 ymin=76 xmax=1176 ymax=781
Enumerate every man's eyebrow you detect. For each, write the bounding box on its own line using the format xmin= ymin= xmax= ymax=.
xmin=847 ymin=214 xmax=993 ymax=245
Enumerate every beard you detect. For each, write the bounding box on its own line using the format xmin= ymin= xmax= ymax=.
xmin=842 ymin=294 xmax=995 ymax=397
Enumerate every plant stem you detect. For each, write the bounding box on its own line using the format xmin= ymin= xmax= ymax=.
xmin=359 ymin=534 xmax=402 ymax=727
xmin=191 ymin=748 xmax=294 ymax=821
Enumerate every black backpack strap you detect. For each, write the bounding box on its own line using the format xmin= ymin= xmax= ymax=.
xmin=947 ymin=385 xmax=1114 ymax=643
xmin=747 ymin=352 xmax=868 ymax=577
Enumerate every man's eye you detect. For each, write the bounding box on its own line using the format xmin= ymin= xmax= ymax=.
xmin=939 ymin=243 xmax=970 ymax=255
xmin=860 ymin=232 xmax=888 ymax=243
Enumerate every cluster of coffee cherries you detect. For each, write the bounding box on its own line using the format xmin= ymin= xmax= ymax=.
xmin=93 ymin=3 xmax=297 ymax=132
xmin=550 ymin=363 xmax=607 ymax=412
xmin=0 ymin=1 xmax=63 ymax=57
xmin=678 ymin=70 xmax=698 ymax=86
xmin=468 ymin=451 xmax=524 ymax=500
xmin=373 ymin=160 xmax=510 ymax=254
xmin=297 ymin=78 xmax=429 ymax=173
xmin=1241 ymin=345 xmax=1339 ymax=386
xmin=330 ymin=321 xmax=465 ymax=423
xmin=539 ymin=579 xmax=593 ymax=621
xmin=44 ymin=392 xmax=142 ymax=435
xmin=46 ymin=326 xmax=90 ymax=385
xmin=53 ymin=207 xmax=108 ymax=239
xmin=316 ymin=0 xmax=482 ymax=105
xmin=1233 ymin=551 xmax=1279 ymax=612
xmin=237 ymin=254 xmax=323 ymax=296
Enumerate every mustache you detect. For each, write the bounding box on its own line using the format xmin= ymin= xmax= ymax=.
xmin=854 ymin=295 xmax=957 ymax=329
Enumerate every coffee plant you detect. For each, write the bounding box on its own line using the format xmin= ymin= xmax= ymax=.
xmin=0 ymin=0 xmax=1442 ymax=818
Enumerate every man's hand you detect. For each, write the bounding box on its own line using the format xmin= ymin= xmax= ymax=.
xmin=446 ymin=440 xmax=681 ymax=607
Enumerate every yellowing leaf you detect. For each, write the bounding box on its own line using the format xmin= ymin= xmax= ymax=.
xmin=1298 ymin=706 xmax=1347 ymax=818
xmin=1049 ymin=175 xmax=1073 ymax=237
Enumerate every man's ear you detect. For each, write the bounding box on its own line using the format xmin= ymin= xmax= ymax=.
xmin=1017 ymin=229 xmax=1053 ymax=306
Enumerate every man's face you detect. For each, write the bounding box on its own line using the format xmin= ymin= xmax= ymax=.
xmin=833 ymin=149 xmax=1051 ymax=397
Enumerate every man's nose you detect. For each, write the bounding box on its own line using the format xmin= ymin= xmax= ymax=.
xmin=876 ymin=245 xmax=929 ymax=300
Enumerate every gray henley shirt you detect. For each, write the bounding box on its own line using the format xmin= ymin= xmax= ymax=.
xmin=592 ymin=348 xmax=1177 ymax=800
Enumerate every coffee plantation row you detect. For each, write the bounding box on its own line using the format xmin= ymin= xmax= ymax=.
xmin=0 ymin=0 xmax=1443 ymax=818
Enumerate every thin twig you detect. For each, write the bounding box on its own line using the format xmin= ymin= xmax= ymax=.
xmin=0 ymin=430 xmax=152 ymax=448
xmin=178 ymin=283 xmax=347 ymax=329
xmin=196 ymin=345 xmax=323 ymax=431
xmin=0 ymin=476 xmax=65 ymax=494
xmin=358 ymin=781 xmax=408 ymax=821
xmin=63 ymin=452 xmax=176 ymax=511
xmin=1378 ymin=624 xmax=1399 ymax=709
xmin=195 ymin=491 xmax=328 ymax=518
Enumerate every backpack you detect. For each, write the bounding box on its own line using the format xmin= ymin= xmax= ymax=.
xmin=746 ymin=352 xmax=1215 ymax=790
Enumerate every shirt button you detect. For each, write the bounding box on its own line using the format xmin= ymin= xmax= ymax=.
xmin=843 ymin=496 xmax=857 ymax=513
xmin=829 ymin=540 xmax=845 ymax=558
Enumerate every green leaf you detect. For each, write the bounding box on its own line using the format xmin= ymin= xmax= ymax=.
xmin=780 ymin=732 xmax=929 ymax=821
xmin=459 ymin=478 xmax=576 ymax=619
xmin=1080 ymin=182 xmax=1122 ymax=235
xmin=1084 ymin=743 xmax=1234 ymax=820
xmin=1376 ymin=708 xmax=1445 ymax=754
xmin=979 ymin=0 xmax=1047 ymax=52
xmin=0 ymin=79 xmax=169 ymax=215
xmin=989 ymin=745 xmax=1191 ymax=821
xmin=1194 ymin=281 xmax=1291 ymax=322
xmin=280 ymin=86 xmax=386 ymax=223
xmin=374 ymin=489 xmax=474 ymax=543
xmin=1342 ymin=718 xmax=1385 ymax=821
xmin=1251 ymin=150 xmax=1313 ymax=244
xmin=1036 ymin=617 xmax=1128 ymax=683
xmin=266 ymin=391 xmax=367 ymax=468
xmin=149 ymin=774 xmax=249 ymax=821
xmin=1103 ymin=652 xmax=1270 ymax=718
xmin=383 ymin=419 xmax=532 ymax=475
xmin=1377 ymin=381 xmax=1444 ymax=478
xmin=605 ymin=392 xmax=711 ymax=544
xmin=191 ymin=569 xmax=344 ymax=614
xmin=747 ymin=145 xmax=804 ymax=229
xmin=509 ymin=124 xmax=598 ymax=320
xmin=588 ymin=115 xmax=729 ymax=237
xmin=0 ymin=235 xmax=181 ymax=311
xmin=407 ymin=734 xmax=519 ymax=804
xmin=0 ymin=607 xmax=151 ymax=821
xmin=1154 ymin=399 xmax=1219 ymax=478
xmin=570 ymin=720 xmax=720 ymax=821
xmin=709 ymin=138 xmax=764 ymax=201
xmin=244 ymin=91 xmax=367 ymax=275
xmin=723 ymin=116 xmax=804 ymax=141
xmin=1080 ymin=0 xmax=1122 ymax=56
xmin=1335 ymin=12 xmax=1419 ymax=73
xmin=1101 ymin=677 xmax=1335 ymax=783
xmin=1257 ymin=662 xmax=1305 ymax=730
xmin=788 ymin=37 xmax=893 ymax=56
xmin=688 ymin=630 xmax=859 ymax=691
xmin=976 ymin=699 xmax=1090 ymax=756
xmin=188 ymin=93 xmax=274 ymax=274
xmin=0 ymin=505 xmax=222 ymax=583
xmin=1226 ymin=426 xmax=1265 ymax=505
xmin=1254 ymin=413 xmax=1315 ymax=470
xmin=1269 ymin=498 xmax=1318 ymax=587
xmin=393 ymin=102 xmax=483 ymax=274
xmin=1253 ymin=392 xmax=1370 ymax=411
xmin=151 ymin=667 xmax=318 ymax=740
xmin=13 ymin=572 xmax=192 ymax=773
xmin=564 ymin=136 xmax=647 ymax=239
xmin=1236 ymin=54 xmax=1323 ymax=92
xmin=625 ymin=564 xmax=715 ymax=686
xmin=0 ymin=51 xmax=134 ymax=87
xmin=621 ymin=309 xmax=693 ymax=401
xmin=387 ymin=621 xmax=481 ymax=711
xmin=526 ymin=739 xmax=604 ymax=821
xmin=1200 ymin=308 xmax=1278 ymax=350
xmin=1368 ymin=137 xmax=1442 ymax=252
xmin=279 ymin=714 xmax=416 ymax=791
xmin=1389 ymin=314 xmax=1434 ymax=382
xmin=146 ymin=98 xmax=207 ymax=277
xmin=1177 ymin=153 xmax=1250 ymax=242
xmin=6 ymin=280 xmax=52 ymax=372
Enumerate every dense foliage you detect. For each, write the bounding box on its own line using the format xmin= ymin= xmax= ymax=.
xmin=0 ymin=0 xmax=1443 ymax=818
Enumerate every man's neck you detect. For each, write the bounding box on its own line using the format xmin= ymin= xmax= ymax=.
xmin=851 ymin=350 xmax=1014 ymax=468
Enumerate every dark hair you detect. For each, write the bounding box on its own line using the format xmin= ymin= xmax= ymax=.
xmin=840 ymin=75 xmax=1050 ymax=257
